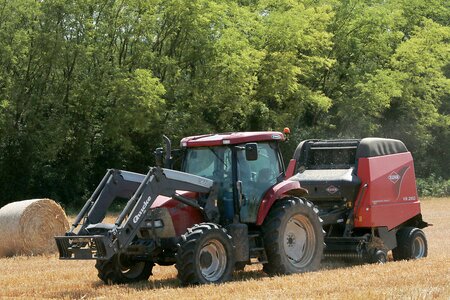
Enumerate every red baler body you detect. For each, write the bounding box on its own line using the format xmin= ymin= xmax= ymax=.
xmin=355 ymin=152 xmax=421 ymax=230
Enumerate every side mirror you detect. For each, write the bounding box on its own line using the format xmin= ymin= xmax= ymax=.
xmin=245 ymin=143 xmax=258 ymax=161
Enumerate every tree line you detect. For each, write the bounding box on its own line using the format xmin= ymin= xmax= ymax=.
xmin=0 ymin=0 xmax=449 ymax=207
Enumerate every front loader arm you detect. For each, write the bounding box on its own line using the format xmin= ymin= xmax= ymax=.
xmin=56 ymin=167 xmax=215 ymax=260
xmin=114 ymin=167 xmax=214 ymax=250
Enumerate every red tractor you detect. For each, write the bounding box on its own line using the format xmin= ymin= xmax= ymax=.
xmin=56 ymin=131 xmax=428 ymax=285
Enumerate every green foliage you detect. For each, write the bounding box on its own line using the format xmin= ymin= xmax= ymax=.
xmin=417 ymin=175 xmax=450 ymax=197
xmin=0 ymin=0 xmax=448 ymax=206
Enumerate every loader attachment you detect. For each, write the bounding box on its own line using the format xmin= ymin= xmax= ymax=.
xmin=55 ymin=167 xmax=215 ymax=260
xmin=55 ymin=235 xmax=115 ymax=260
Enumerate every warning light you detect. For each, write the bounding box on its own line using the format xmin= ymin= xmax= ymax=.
xmin=283 ymin=127 xmax=291 ymax=140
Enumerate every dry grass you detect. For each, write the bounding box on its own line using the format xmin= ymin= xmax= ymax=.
xmin=0 ymin=198 xmax=449 ymax=299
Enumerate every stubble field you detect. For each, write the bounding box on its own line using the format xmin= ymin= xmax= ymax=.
xmin=0 ymin=197 xmax=449 ymax=299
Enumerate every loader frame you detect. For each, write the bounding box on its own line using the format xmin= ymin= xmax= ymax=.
xmin=55 ymin=167 xmax=217 ymax=260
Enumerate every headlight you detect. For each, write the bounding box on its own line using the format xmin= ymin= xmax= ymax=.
xmin=144 ymin=219 xmax=164 ymax=228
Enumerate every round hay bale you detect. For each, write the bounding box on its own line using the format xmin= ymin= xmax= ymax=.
xmin=0 ymin=199 xmax=69 ymax=257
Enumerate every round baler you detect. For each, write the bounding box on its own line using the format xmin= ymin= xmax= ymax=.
xmin=288 ymin=138 xmax=428 ymax=262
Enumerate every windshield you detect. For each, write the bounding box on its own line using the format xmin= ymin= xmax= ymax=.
xmin=183 ymin=143 xmax=282 ymax=188
xmin=183 ymin=147 xmax=232 ymax=183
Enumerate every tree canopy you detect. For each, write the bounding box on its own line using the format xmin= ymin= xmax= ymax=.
xmin=0 ymin=0 xmax=449 ymax=207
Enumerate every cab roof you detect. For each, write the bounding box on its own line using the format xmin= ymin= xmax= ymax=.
xmin=180 ymin=131 xmax=285 ymax=148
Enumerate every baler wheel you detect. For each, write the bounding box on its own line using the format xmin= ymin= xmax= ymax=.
xmin=392 ymin=227 xmax=428 ymax=261
xmin=368 ymin=248 xmax=388 ymax=263
xmin=95 ymin=253 xmax=154 ymax=284
xmin=176 ymin=223 xmax=235 ymax=285
xmin=262 ymin=197 xmax=324 ymax=275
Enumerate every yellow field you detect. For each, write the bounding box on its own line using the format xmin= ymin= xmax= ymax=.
xmin=0 ymin=198 xmax=449 ymax=299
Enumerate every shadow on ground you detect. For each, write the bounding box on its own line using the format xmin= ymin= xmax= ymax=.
xmin=86 ymin=258 xmax=371 ymax=292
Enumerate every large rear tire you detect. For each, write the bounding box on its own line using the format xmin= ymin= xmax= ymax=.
xmin=262 ymin=197 xmax=324 ymax=275
xmin=176 ymin=223 xmax=235 ymax=285
xmin=392 ymin=227 xmax=427 ymax=261
xmin=96 ymin=253 xmax=154 ymax=284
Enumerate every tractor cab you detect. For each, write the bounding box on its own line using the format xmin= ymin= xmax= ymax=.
xmin=179 ymin=132 xmax=286 ymax=223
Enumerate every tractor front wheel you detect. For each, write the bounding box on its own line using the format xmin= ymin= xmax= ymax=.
xmin=176 ymin=223 xmax=235 ymax=285
xmin=96 ymin=253 xmax=154 ymax=284
xmin=392 ymin=227 xmax=428 ymax=261
xmin=262 ymin=197 xmax=324 ymax=275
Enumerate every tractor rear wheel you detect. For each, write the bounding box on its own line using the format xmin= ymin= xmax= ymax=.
xmin=176 ymin=223 xmax=234 ymax=285
xmin=262 ymin=197 xmax=324 ymax=275
xmin=96 ymin=253 xmax=154 ymax=284
xmin=392 ymin=227 xmax=428 ymax=261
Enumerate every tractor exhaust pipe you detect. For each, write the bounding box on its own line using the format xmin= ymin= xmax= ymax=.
xmin=162 ymin=135 xmax=172 ymax=169
xmin=154 ymin=135 xmax=172 ymax=168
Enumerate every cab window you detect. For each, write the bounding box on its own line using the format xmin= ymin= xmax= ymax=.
xmin=238 ymin=143 xmax=282 ymax=211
